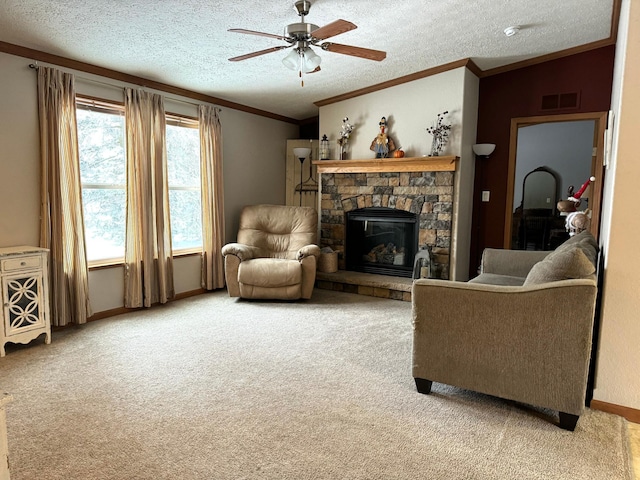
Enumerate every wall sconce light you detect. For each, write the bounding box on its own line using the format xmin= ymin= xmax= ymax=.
xmin=472 ymin=143 xmax=496 ymax=158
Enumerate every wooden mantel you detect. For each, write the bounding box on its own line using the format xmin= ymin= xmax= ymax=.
xmin=313 ymin=156 xmax=458 ymax=174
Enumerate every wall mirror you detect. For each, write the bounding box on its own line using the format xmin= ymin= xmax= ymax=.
xmin=512 ymin=166 xmax=562 ymax=250
xmin=521 ymin=166 xmax=557 ymax=213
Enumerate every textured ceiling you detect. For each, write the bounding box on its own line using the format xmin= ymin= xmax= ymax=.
xmin=0 ymin=0 xmax=615 ymax=120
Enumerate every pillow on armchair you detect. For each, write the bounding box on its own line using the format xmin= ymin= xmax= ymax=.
xmin=523 ymin=231 xmax=598 ymax=286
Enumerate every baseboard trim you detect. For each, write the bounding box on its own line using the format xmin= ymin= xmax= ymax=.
xmin=590 ymin=400 xmax=640 ymax=424
xmin=87 ymin=306 xmax=131 ymax=322
xmin=175 ymin=288 xmax=207 ymax=300
xmin=86 ymin=288 xmax=209 ymax=323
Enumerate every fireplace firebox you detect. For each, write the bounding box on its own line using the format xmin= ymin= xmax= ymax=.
xmin=345 ymin=207 xmax=418 ymax=278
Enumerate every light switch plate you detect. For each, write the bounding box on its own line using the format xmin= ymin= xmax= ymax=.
xmin=482 ymin=191 xmax=490 ymax=202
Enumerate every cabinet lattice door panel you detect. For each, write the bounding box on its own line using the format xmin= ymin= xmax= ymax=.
xmin=3 ymin=273 xmax=45 ymax=335
xmin=0 ymin=246 xmax=51 ymax=357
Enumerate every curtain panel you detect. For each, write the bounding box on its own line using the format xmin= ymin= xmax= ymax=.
xmin=124 ymin=89 xmax=174 ymax=308
xmin=198 ymin=105 xmax=225 ymax=290
xmin=37 ymin=67 xmax=92 ymax=326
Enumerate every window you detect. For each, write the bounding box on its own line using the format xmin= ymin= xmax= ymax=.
xmin=77 ymin=99 xmax=203 ymax=264
xmin=77 ymin=98 xmax=126 ymax=263
xmin=166 ymin=115 xmax=202 ymax=251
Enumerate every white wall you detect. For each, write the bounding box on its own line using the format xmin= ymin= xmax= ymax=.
xmin=318 ymin=67 xmax=479 ymax=280
xmin=0 ymin=51 xmax=298 ymax=313
xmin=593 ymin=0 xmax=640 ymax=410
xmin=0 ymin=54 xmax=41 ymax=246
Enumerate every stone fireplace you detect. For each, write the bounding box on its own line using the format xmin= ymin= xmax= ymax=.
xmin=315 ymin=157 xmax=457 ymax=280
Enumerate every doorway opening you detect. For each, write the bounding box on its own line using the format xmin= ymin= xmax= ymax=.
xmin=504 ymin=112 xmax=608 ymax=249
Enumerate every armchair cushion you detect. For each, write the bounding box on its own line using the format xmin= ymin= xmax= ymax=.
xmin=468 ymin=273 xmax=526 ymax=286
xmin=238 ymin=258 xmax=302 ymax=288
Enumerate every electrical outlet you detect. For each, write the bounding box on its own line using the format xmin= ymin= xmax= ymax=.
xmin=482 ymin=191 xmax=490 ymax=202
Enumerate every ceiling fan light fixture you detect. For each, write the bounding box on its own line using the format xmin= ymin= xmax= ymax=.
xmin=303 ymin=47 xmax=321 ymax=71
xmin=230 ymin=1 xmax=386 ymax=84
xmin=282 ymin=49 xmax=300 ymax=70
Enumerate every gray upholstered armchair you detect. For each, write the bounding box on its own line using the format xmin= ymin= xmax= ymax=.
xmin=412 ymin=231 xmax=599 ymax=430
xmin=221 ymin=204 xmax=321 ymax=300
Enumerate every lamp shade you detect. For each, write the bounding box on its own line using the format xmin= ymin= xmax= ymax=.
xmin=282 ymin=49 xmax=300 ymax=71
xmin=303 ymin=47 xmax=321 ymax=72
xmin=472 ymin=143 xmax=496 ymax=157
xmin=293 ymin=147 xmax=311 ymax=159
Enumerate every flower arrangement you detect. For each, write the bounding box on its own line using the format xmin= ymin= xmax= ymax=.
xmin=337 ymin=117 xmax=354 ymax=159
xmin=426 ymin=111 xmax=451 ymax=156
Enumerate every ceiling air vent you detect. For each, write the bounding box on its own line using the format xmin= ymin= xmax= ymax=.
xmin=540 ymin=92 xmax=580 ymax=111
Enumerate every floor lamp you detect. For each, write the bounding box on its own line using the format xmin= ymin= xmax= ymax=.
xmin=293 ymin=147 xmax=312 ymax=206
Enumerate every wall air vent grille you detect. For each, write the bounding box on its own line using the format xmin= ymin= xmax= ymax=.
xmin=540 ymin=92 xmax=580 ymax=111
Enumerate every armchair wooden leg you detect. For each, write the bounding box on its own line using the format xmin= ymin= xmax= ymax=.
xmin=414 ymin=378 xmax=433 ymax=394
xmin=558 ymin=412 xmax=579 ymax=431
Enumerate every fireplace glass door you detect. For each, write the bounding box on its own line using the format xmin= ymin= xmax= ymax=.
xmin=346 ymin=208 xmax=418 ymax=277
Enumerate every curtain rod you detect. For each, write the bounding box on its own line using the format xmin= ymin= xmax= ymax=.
xmin=28 ymin=62 xmax=222 ymax=113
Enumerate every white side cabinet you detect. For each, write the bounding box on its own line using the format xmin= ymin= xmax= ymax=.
xmin=0 ymin=246 xmax=51 ymax=357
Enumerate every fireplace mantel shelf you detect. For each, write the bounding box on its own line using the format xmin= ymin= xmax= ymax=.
xmin=313 ymin=156 xmax=458 ymax=174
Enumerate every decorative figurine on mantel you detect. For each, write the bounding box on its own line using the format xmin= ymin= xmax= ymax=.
xmin=370 ymin=117 xmax=396 ymax=158
xmin=426 ymin=111 xmax=451 ymax=156
xmin=337 ymin=117 xmax=354 ymax=160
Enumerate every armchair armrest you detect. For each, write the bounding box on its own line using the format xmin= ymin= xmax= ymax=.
xmin=297 ymin=244 xmax=321 ymax=261
xmin=481 ymin=248 xmax=550 ymax=277
xmin=221 ymin=243 xmax=260 ymax=261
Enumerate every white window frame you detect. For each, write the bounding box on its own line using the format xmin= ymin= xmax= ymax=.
xmin=76 ymin=96 xmax=127 ymax=267
xmin=165 ymin=113 xmax=203 ymax=255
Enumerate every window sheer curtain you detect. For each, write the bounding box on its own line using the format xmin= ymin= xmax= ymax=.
xmin=37 ymin=67 xmax=92 ymax=326
xmin=198 ymin=105 xmax=225 ymax=290
xmin=124 ymin=89 xmax=174 ymax=308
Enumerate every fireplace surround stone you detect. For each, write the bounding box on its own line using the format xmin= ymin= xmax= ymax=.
xmin=316 ymin=158 xmax=457 ymax=280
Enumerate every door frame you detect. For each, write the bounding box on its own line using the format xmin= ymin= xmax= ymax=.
xmin=504 ymin=111 xmax=608 ymax=248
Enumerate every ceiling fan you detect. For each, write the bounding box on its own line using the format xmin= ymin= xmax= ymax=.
xmin=228 ymin=0 xmax=387 ymax=86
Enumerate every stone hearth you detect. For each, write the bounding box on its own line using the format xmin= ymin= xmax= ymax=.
xmin=316 ymin=270 xmax=413 ymax=302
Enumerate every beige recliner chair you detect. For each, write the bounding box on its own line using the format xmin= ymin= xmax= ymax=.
xmin=221 ymin=204 xmax=321 ymax=300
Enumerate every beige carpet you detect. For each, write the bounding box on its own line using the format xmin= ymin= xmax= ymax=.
xmin=1 ymin=289 xmax=633 ymax=479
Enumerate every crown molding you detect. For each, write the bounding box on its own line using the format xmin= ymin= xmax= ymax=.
xmin=0 ymin=41 xmax=299 ymax=125
xmin=314 ymin=0 xmax=621 ymax=106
